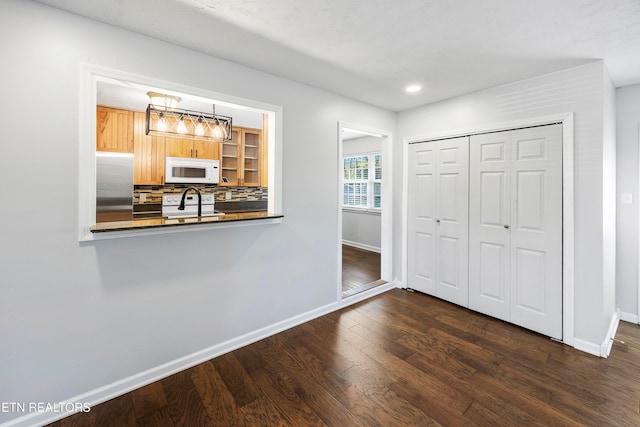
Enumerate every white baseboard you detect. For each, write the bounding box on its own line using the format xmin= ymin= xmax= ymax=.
xmin=572 ymin=310 xmax=620 ymax=358
xmin=5 ymin=282 xmax=400 ymax=427
xmin=342 ymin=239 xmax=381 ymax=253
xmin=600 ymin=309 xmax=621 ymax=358
xmin=573 ymin=338 xmax=601 ymax=357
xmin=620 ymin=311 xmax=639 ymax=324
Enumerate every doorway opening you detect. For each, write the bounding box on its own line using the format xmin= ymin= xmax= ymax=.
xmin=339 ymin=124 xmax=392 ymax=298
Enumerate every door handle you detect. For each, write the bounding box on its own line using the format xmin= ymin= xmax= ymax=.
xmin=436 ymin=219 xmax=440 ymax=224
xmin=504 ymin=225 xmax=510 ymax=229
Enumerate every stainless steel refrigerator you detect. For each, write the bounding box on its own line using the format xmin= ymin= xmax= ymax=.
xmin=96 ymin=152 xmax=134 ymax=223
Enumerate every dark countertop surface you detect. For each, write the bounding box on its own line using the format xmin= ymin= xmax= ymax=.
xmin=91 ymin=211 xmax=282 ymax=233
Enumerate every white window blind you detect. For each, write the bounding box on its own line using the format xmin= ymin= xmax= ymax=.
xmin=343 ymin=153 xmax=382 ymax=210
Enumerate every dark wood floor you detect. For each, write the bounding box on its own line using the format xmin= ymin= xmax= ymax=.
xmin=49 ymin=289 xmax=640 ymax=426
xmin=342 ymin=244 xmax=382 ymax=297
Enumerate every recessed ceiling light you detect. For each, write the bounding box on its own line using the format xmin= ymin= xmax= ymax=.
xmin=405 ymin=85 xmax=422 ymax=93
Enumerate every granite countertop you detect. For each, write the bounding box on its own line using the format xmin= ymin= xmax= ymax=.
xmin=91 ymin=211 xmax=282 ymax=233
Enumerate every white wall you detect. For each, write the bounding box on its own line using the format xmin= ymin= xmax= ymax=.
xmin=342 ymin=136 xmax=382 ymax=251
xmin=395 ymin=61 xmax=614 ymax=348
xmin=616 ymin=83 xmax=640 ymax=321
xmin=342 ymin=211 xmax=381 ymax=251
xmin=602 ymin=67 xmax=617 ymax=328
xmin=0 ymin=1 xmax=396 ymax=424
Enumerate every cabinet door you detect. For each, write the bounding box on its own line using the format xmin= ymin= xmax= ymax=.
xmin=193 ymin=141 xmax=219 ymax=160
xmin=242 ymin=128 xmax=261 ymax=186
xmin=96 ymin=106 xmax=133 ymax=153
xmin=165 ymin=139 xmax=194 ymax=158
xmin=133 ymin=112 xmax=165 ymax=185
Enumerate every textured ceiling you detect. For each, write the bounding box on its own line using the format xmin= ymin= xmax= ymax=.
xmin=36 ymin=0 xmax=640 ymax=111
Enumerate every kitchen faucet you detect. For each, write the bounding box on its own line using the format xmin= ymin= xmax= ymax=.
xmin=177 ymin=186 xmax=202 ymax=216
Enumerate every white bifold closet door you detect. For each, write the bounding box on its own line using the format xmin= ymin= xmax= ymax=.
xmin=408 ymin=137 xmax=469 ymax=307
xmin=469 ymin=124 xmax=562 ymax=339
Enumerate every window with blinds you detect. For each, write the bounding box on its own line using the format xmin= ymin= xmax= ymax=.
xmin=343 ymin=153 xmax=382 ymax=210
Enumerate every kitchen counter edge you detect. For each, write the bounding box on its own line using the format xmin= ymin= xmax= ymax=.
xmin=91 ymin=211 xmax=283 ymax=233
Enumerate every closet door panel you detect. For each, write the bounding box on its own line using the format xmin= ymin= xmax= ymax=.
xmin=408 ymin=143 xmax=436 ymax=294
xmin=469 ymin=131 xmax=511 ymax=321
xmin=509 ymin=124 xmax=563 ymax=339
xmin=408 ymin=137 xmax=468 ymax=306
xmin=434 ymin=137 xmax=469 ymax=306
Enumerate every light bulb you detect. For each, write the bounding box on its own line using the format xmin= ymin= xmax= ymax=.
xmin=157 ymin=114 xmax=167 ymax=132
xmin=212 ymin=124 xmax=223 ymax=139
xmin=195 ymin=119 xmax=204 ymax=136
xmin=212 ymin=119 xmax=228 ymax=139
xmin=177 ymin=118 xmax=187 ymax=134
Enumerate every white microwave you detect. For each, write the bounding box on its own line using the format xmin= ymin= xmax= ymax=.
xmin=165 ymin=156 xmax=220 ymax=184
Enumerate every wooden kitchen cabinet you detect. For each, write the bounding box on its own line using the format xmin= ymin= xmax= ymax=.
xmin=96 ymin=106 xmax=134 ymax=153
xmin=165 ymin=138 xmax=219 ymax=159
xmin=133 ymin=111 xmax=165 ymax=185
xmin=164 ymin=118 xmax=220 ymax=160
xmin=221 ymin=127 xmax=262 ymax=186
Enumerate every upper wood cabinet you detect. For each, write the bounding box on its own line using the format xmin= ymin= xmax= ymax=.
xmin=164 ymin=139 xmax=193 ymax=158
xmin=163 ymin=117 xmax=220 ymax=160
xmin=221 ymin=127 xmax=262 ymax=186
xmin=96 ymin=106 xmax=134 ymax=153
xmin=165 ymin=137 xmax=219 ymax=160
xmin=133 ymin=111 xmax=165 ymax=185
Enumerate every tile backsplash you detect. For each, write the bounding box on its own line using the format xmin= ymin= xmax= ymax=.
xmin=134 ymin=184 xmax=268 ymax=205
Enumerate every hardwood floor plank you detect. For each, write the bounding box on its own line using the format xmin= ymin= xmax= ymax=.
xmin=405 ymin=351 xmax=542 ymax=427
xmin=337 ymin=365 xmax=442 ymax=426
xmin=190 ymin=361 xmax=246 ymax=425
xmin=357 ymin=332 xmax=475 ymax=425
xmin=342 ymin=245 xmax=381 ymax=295
xmin=256 ymin=334 xmax=368 ymax=427
xmin=278 ymin=329 xmax=354 ymax=397
xmin=447 ymin=344 xmax=504 ymax=377
xmin=240 ymin=396 xmax=291 ymax=427
xmin=232 ymin=340 xmax=268 ymax=374
xmin=130 ymin=381 xmax=168 ymax=420
xmin=462 ymin=401 xmax=516 ymax=427
xmin=249 ymin=368 xmax=326 ymax=426
xmin=293 ymin=322 xmax=357 ymax=375
xmin=468 ymin=371 xmax=585 ymax=426
xmin=211 ymin=353 xmax=261 ymax=407
xmin=388 ymin=377 xmax=470 ymax=427
xmin=135 ymin=407 xmax=175 ymax=427
xmin=161 ymin=370 xmax=212 ymax=426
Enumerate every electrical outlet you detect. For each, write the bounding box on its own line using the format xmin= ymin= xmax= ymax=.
xmin=225 ymin=191 xmax=232 ymax=200
xmin=140 ymin=193 xmax=147 ymax=202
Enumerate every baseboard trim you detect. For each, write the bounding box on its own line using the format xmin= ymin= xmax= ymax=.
xmin=342 ymin=239 xmax=381 ymax=253
xmin=620 ymin=311 xmax=638 ymax=324
xmin=571 ymin=310 xmax=620 ymax=359
xmin=573 ymin=338 xmax=601 ymax=357
xmin=600 ymin=309 xmax=621 ymax=358
xmin=5 ymin=282 xmax=400 ymax=427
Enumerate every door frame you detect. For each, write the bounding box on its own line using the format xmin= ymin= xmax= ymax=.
xmin=401 ymin=112 xmax=575 ymax=346
xmin=338 ymin=122 xmax=393 ymax=300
